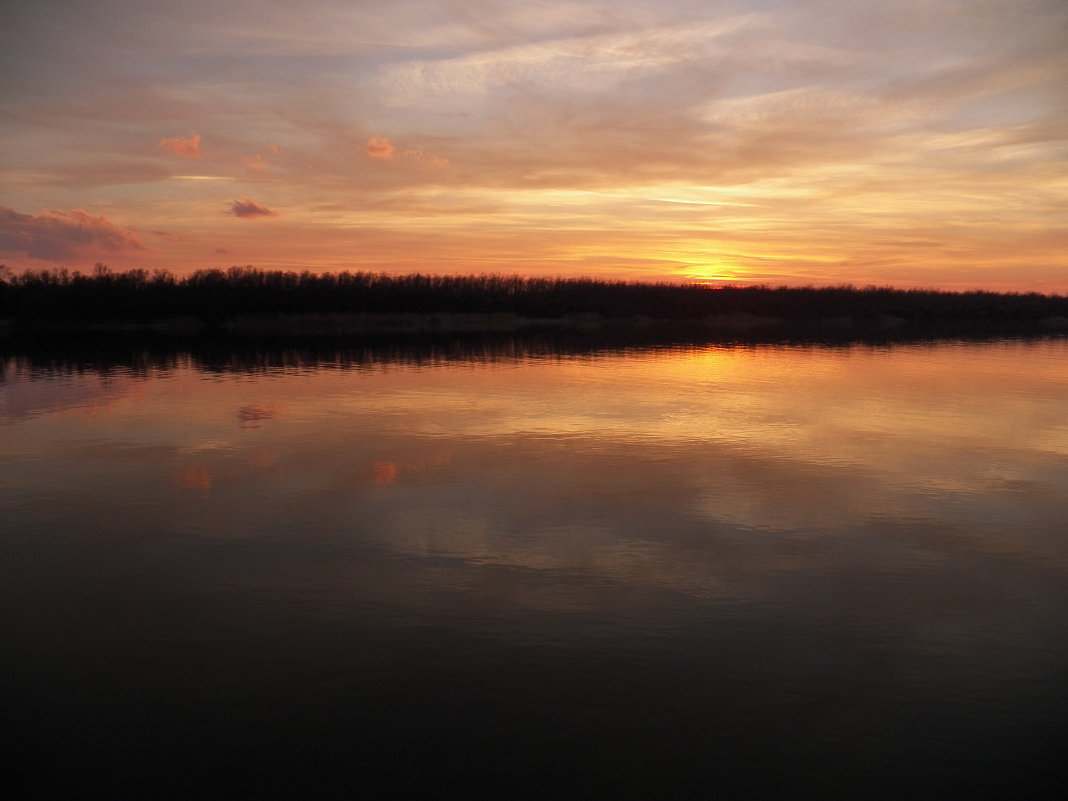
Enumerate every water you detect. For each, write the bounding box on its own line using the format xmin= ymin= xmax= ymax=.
xmin=3 ymin=337 xmax=1067 ymax=798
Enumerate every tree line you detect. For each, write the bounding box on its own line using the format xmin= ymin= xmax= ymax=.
xmin=1 ymin=265 xmax=1066 ymax=325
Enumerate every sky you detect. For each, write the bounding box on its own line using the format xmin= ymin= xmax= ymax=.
xmin=1 ymin=0 xmax=1066 ymax=290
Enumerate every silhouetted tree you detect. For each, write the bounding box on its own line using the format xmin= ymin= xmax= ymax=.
xmin=1 ymin=266 xmax=1065 ymax=330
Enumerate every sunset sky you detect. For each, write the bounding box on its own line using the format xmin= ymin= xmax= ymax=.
xmin=2 ymin=0 xmax=1066 ymax=290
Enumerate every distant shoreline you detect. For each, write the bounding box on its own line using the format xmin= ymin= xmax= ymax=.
xmin=2 ymin=313 xmax=1068 ymax=350
xmin=2 ymin=267 xmax=1067 ymax=339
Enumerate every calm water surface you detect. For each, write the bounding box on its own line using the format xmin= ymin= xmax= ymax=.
xmin=3 ymin=338 xmax=1067 ymax=798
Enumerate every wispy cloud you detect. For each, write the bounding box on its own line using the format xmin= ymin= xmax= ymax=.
xmin=0 ymin=206 xmax=145 ymax=260
xmin=158 ymin=133 xmax=203 ymax=158
xmin=228 ymin=197 xmax=278 ymax=218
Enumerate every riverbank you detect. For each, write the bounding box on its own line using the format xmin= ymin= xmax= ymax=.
xmin=3 ymin=309 xmax=1067 ymax=339
xmin=3 ymin=268 xmax=1067 ymax=339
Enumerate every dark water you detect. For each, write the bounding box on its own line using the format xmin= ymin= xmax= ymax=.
xmin=3 ymin=337 xmax=1067 ymax=798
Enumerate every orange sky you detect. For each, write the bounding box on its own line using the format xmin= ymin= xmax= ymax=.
xmin=1 ymin=1 xmax=1066 ymax=291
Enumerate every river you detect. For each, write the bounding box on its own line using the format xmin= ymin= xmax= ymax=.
xmin=3 ymin=335 xmax=1066 ymax=798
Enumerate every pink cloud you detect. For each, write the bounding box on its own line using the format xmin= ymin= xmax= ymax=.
xmin=367 ymin=135 xmax=394 ymax=159
xmin=228 ymin=197 xmax=278 ymax=218
xmin=366 ymin=135 xmax=447 ymax=167
xmin=0 ymin=206 xmax=145 ymax=260
xmin=158 ymin=133 xmax=202 ymax=158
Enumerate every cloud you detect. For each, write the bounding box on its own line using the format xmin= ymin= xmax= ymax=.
xmin=159 ymin=133 xmax=202 ymax=158
xmin=0 ymin=206 xmax=145 ymax=260
xmin=367 ymin=135 xmax=395 ymax=159
xmin=228 ymin=197 xmax=278 ymax=218
xmin=241 ymin=154 xmax=270 ymax=172
xmin=367 ymin=135 xmax=448 ymax=168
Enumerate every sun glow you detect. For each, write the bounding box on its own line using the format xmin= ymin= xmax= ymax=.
xmin=687 ymin=267 xmax=746 ymax=285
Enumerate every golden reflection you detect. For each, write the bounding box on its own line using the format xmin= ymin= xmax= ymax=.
xmin=4 ymin=340 xmax=1067 ymax=599
xmin=7 ymin=341 xmax=1067 ymax=553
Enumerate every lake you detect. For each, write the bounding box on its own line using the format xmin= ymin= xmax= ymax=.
xmin=3 ymin=335 xmax=1067 ymax=798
